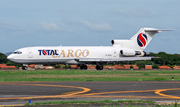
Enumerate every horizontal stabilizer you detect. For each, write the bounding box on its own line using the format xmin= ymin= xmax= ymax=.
xmin=144 ymin=29 xmax=175 ymax=33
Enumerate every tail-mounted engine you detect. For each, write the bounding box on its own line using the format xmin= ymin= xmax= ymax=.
xmin=120 ymin=49 xmax=150 ymax=57
xmin=111 ymin=40 xmax=122 ymax=45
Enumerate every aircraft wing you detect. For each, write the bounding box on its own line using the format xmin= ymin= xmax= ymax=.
xmin=76 ymin=57 xmax=156 ymax=62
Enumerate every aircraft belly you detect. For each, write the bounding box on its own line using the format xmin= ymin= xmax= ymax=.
xmin=11 ymin=59 xmax=50 ymax=64
xmin=13 ymin=58 xmax=83 ymax=64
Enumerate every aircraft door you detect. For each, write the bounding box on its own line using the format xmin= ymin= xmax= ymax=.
xmin=27 ymin=48 xmax=33 ymax=58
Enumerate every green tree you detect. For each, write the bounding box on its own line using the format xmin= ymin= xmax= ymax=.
xmin=151 ymin=52 xmax=180 ymax=66
xmin=136 ymin=61 xmax=145 ymax=69
xmin=152 ymin=64 xmax=159 ymax=69
xmin=6 ymin=61 xmax=22 ymax=68
xmin=63 ymin=64 xmax=71 ymax=69
xmin=143 ymin=60 xmax=152 ymax=65
xmin=0 ymin=52 xmax=8 ymax=64
xmin=0 ymin=53 xmax=8 ymax=64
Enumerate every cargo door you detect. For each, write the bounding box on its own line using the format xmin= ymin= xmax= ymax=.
xmin=27 ymin=48 xmax=33 ymax=58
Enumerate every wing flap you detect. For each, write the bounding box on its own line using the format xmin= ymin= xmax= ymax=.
xmin=76 ymin=57 xmax=156 ymax=62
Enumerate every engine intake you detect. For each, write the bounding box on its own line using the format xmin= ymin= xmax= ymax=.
xmin=111 ymin=40 xmax=114 ymax=45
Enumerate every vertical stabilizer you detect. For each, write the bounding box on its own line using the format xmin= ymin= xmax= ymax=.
xmin=112 ymin=28 xmax=173 ymax=51
xmin=130 ymin=28 xmax=158 ymax=50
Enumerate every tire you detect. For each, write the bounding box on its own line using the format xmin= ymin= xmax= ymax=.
xmin=84 ymin=65 xmax=87 ymax=70
xmin=22 ymin=66 xmax=27 ymax=70
xmin=80 ymin=65 xmax=84 ymax=70
xmin=80 ymin=65 xmax=87 ymax=70
xmin=96 ymin=66 xmax=99 ymax=70
xmin=99 ymin=66 xmax=103 ymax=70
xmin=96 ymin=65 xmax=103 ymax=70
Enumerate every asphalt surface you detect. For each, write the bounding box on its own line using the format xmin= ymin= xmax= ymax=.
xmin=1 ymin=81 xmax=180 ymax=106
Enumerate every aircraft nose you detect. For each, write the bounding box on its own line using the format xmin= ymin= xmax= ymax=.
xmin=7 ymin=54 xmax=14 ymax=60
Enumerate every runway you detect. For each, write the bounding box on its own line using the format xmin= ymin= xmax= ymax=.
xmin=1 ymin=81 xmax=180 ymax=106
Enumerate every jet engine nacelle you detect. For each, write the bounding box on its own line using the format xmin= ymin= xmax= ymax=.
xmin=120 ymin=49 xmax=150 ymax=57
xmin=111 ymin=40 xmax=121 ymax=45
xmin=120 ymin=49 xmax=137 ymax=56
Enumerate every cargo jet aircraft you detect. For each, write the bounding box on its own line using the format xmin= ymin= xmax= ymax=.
xmin=7 ymin=28 xmax=172 ymax=70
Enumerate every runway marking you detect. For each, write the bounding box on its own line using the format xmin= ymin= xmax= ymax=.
xmin=155 ymin=88 xmax=180 ymax=99
xmin=79 ymin=95 xmax=167 ymax=99
xmin=22 ymin=83 xmax=91 ymax=95
xmin=0 ymin=83 xmax=90 ymax=100
xmin=1 ymin=82 xmax=180 ymax=101
xmin=76 ymin=89 xmax=177 ymax=99
xmin=79 ymin=88 xmax=180 ymax=99
xmin=81 ymin=89 xmax=157 ymax=96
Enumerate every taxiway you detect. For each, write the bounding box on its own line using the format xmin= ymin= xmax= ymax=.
xmin=0 ymin=81 xmax=180 ymax=106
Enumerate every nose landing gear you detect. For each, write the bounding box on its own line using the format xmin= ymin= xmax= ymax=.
xmin=22 ymin=66 xmax=27 ymax=70
xmin=22 ymin=64 xmax=28 ymax=70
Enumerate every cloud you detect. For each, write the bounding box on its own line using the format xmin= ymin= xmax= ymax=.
xmin=37 ymin=22 xmax=72 ymax=32
xmin=82 ymin=20 xmax=112 ymax=32
xmin=132 ymin=9 xmax=153 ymax=17
xmin=117 ymin=8 xmax=154 ymax=17
xmin=0 ymin=23 xmax=23 ymax=32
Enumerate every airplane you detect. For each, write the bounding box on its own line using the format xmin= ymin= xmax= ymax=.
xmin=7 ymin=28 xmax=173 ymax=70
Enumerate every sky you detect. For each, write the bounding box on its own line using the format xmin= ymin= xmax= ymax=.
xmin=0 ymin=0 xmax=179 ymax=54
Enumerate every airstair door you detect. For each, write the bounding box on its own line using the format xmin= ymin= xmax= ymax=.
xmin=27 ymin=48 xmax=33 ymax=58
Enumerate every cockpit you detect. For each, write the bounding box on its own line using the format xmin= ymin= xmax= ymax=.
xmin=13 ymin=51 xmax=22 ymax=54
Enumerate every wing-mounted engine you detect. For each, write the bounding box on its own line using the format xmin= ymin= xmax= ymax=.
xmin=120 ymin=49 xmax=150 ymax=57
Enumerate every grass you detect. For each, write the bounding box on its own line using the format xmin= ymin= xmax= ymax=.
xmin=24 ymin=99 xmax=180 ymax=107
xmin=25 ymin=99 xmax=156 ymax=106
xmin=0 ymin=70 xmax=180 ymax=81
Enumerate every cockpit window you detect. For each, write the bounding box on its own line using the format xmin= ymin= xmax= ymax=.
xmin=13 ymin=51 xmax=22 ymax=54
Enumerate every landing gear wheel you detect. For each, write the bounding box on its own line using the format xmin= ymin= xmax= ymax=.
xmin=80 ymin=65 xmax=84 ymax=70
xmin=22 ymin=66 xmax=27 ymax=70
xmin=80 ymin=65 xmax=87 ymax=70
xmin=99 ymin=66 xmax=103 ymax=70
xmin=96 ymin=65 xmax=103 ymax=70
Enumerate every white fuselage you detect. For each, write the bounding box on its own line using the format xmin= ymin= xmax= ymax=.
xmin=7 ymin=46 xmax=123 ymax=64
xmin=8 ymin=28 xmax=171 ymax=68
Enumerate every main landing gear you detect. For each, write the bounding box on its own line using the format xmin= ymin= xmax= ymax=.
xmin=80 ymin=64 xmax=103 ymax=70
xmin=96 ymin=65 xmax=103 ymax=70
xmin=80 ymin=65 xmax=103 ymax=70
xmin=80 ymin=64 xmax=87 ymax=70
